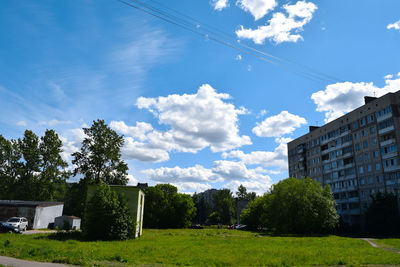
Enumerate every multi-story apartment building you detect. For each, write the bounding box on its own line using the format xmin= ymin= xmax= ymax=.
xmin=288 ymin=92 xmax=400 ymax=226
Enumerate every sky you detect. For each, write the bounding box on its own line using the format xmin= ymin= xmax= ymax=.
xmin=1 ymin=0 xmax=400 ymax=195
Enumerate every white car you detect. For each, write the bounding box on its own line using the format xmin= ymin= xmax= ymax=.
xmin=7 ymin=217 xmax=28 ymax=231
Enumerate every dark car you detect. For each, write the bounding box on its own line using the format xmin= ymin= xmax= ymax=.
xmin=189 ymin=224 xmax=204 ymax=229
xmin=0 ymin=222 xmax=23 ymax=234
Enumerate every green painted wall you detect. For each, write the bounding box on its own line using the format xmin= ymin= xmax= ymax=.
xmin=86 ymin=185 xmax=145 ymax=238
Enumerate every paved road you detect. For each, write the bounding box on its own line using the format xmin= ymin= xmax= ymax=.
xmin=0 ymin=256 xmax=71 ymax=267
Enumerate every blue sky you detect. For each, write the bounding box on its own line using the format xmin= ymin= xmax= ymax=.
xmin=1 ymin=0 xmax=400 ymax=194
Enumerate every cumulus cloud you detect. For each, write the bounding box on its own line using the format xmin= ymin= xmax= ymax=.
xmin=236 ymin=1 xmax=317 ymax=44
xmin=311 ymin=73 xmax=400 ymax=122
xmin=127 ymin=174 xmax=138 ymax=186
xmin=236 ymin=0 xmax=277 ymax=20
xmin=142 ymin=164 xmax=219 ymax=183
xmin=387 ymin=20 xmax=400 ymax=31
xmin=136 ymin=84 xmax=251 ymax=152
xmin=252 ymin=111 xmax=307 ymax=137
xmin=142 ymin=161 xmax=272 ymax=195
xmin=212 ymin=0 xmax=229 ymax=11
xmin=60 ymin=128 xmax=86 ymax=163
xmin=110 ymin=121 xmax=153 ymax=141
xmin=222 ymin=137 xmax=291 ymax=170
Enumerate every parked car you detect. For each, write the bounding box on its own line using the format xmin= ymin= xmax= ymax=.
xmin=6 ymin=217 xmax=28 ymax=231
xmin=0 ymin=222 xmax=22 ymax=234
xmin=189 ymin=224 xmax=204 ymax=229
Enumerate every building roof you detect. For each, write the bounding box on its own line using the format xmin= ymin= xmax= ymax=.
xmin=0 ymin=200 xmax=64 ymax=208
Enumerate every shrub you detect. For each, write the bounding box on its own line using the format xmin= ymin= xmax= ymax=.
xmin=83 ymin=183 xmax=135 ymax=240
xmin=241 ymin=178 xmax=339 ymax=234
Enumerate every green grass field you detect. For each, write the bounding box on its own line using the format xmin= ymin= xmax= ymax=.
xmin=1 ymin=229 xmax=400 ymax=266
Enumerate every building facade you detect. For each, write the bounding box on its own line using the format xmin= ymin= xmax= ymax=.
xmin=0 ymin=200 xmax=64 ymax=229
xmin=288 ymin=92 xmax=400 ymax=225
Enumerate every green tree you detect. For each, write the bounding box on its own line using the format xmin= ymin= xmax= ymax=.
xmin=208 ymin=189 xmax=235 ymax=225
xmin=38 ymin=129 xmax=69 ymax=201
xmin=365 ymin=192 xmax=400 ymax=235
xmin=0 ymin=130 xmax=68 ymax=201
xmin=70 ymin=120 xmax=129 ymax=217
xmin=15 ymin=130 xmax=41 ymax=200
xmin=83 ymin=183 xmax=135 ymax=240
xmin=72 ymin=119 xmax=128 ymax=185
xmin=144 ymin=184 xmax=196 ymax=228
xmin=0 ymin=135 xmax=21 ymax=199
xmin=240 ymin=178 xmax=338 ymax=234
xmin=236 ymin=184 xmax=256 ymax=201
xmin=240 ymin=194 xmax=271 ymax=229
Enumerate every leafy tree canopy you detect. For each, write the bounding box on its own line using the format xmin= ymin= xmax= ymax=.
xmin=144 ymin=184 xmax=196 ymax=228
xmin=241 ymin=178 xmax=339 ymax=234
xmin=72 ymin=119 xmax=128 ymax=185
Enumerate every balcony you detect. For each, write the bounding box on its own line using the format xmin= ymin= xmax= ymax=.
xmin=382 ymin=151 xmax=398 ymax=159
xmin=384 ymin=165 xmax=400 ymax=172
xmin=380 ymin=138 xmax=395 ymax=147
xmin=379 ymin=125 xmax=395 ymax=135
xmin=376 ymin=112 xmax=392 ymax=122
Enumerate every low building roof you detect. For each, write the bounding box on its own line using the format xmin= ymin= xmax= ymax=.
xmin=0 ymin=200 xmax=64 ymax=208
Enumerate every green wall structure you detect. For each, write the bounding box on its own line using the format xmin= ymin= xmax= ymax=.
xmin=86 ymin=185 xmax=145 ymax=238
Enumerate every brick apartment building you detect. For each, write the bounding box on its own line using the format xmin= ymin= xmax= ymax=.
xmin=288 ymin=91 xmax=400 ymax=225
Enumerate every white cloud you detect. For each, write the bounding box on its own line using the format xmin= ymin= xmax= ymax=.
xmin=110 ymin=121 xmax=153 ymax=141
xmin=236 ymin=1 xmax=317 ymax=44
xmin=38 ymin=119 xmax=72 ymax=127
xmin=136 ymin=84 xmax=251 ymax=153
xmin=127 ymin=174 xmax=138 ymax=186
xmin=212 ymin=160 xmax=271 ymax=181
xmin=16 ymin=120 xmax=27 ymax=126
xmin=212 ymin=0 xmax=229 ymax=11
xmin=311 ymin=74 xmax=400 ymax=122
xmin=142 ymin=161 xmax=272 ymax=195
xmin=236 ymin=0 xmax=277 ymax=20
xmin=142 ymin=164 xmax=219 ymax=183
xmin=173 ymin=182 xmax=212 ymax=194
xmin=122 ymin=137 xmax=170 ymax=162
xmin=60 ymin=128 xmax=86 ymax=163
xmin=252 ymin=111 xmax=307 ymax=137
xmin=236 ymin=54 xmax=242 ymax=61
xmin=222 ymin=137 xmax=291 ymax=170
xmin=387 ymin=20 xmax=400 ymax=31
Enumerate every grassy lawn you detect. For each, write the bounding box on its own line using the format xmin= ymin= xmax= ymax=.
xmin=374 ymin=238 xmax=400 ymax=251
xmin=0 ymin=229 xmax=400 ymax=266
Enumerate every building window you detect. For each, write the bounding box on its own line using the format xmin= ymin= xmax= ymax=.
xmin=368 ymin=177 xmax=374 ymax=184
xmin=363 ymin=141 xmax=368 ymax=149
xmin=354 ymin=133 xmax=359 ymax=140
xmin=355 ymin=143 xmax=361 ymax=151
xmin=359 ymin=166 xmax=364 ymax=174
xmin=357 ymin=155 xmax=363 ymax=162
xmin=365 ymin=153 xmax=371 ymax=160
xmin=370 ymin=126 xmax=376 ymax=134
xmin=374 ymin=150 xmax=379 ymax=158
xmin=367 ymin=115 xmax=374 ymax=123
xmin=353 ymin=121 xmax=359 ymax=130
xmin=377 ymin=175 xmax=383 ymax=183
xmin=360 ymin=117 xmax=367 ymax=126
xmin=372 ymin=138 xmax=377 ymax=145
xmin=367 ymin=164 xmax=372 ymax=172
xmin=361 ymin=178 xmax=365 ymax=185
xmin=376 ymin=163 xmax=381 ymax=170
xmin=362 ymin=129 xmax=368 ymax=137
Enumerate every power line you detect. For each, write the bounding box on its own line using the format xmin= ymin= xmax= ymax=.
xmin=118 ymin=0 xmax=343 ymax=84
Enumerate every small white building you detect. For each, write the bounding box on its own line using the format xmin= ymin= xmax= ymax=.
xmin=0 ymin=200 xmax=64 ymax=229
xmin=54 ymin=215 xmax=81 ymax=230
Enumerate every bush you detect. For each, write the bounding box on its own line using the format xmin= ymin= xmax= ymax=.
xmin=83 ymin=183 xmax=135 ymax=240
xmin=241 ymin=178 xmax=339 ymax=234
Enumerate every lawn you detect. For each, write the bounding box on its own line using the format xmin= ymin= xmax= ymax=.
xmin=1 ymin=229 xmax=400 ymax=266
